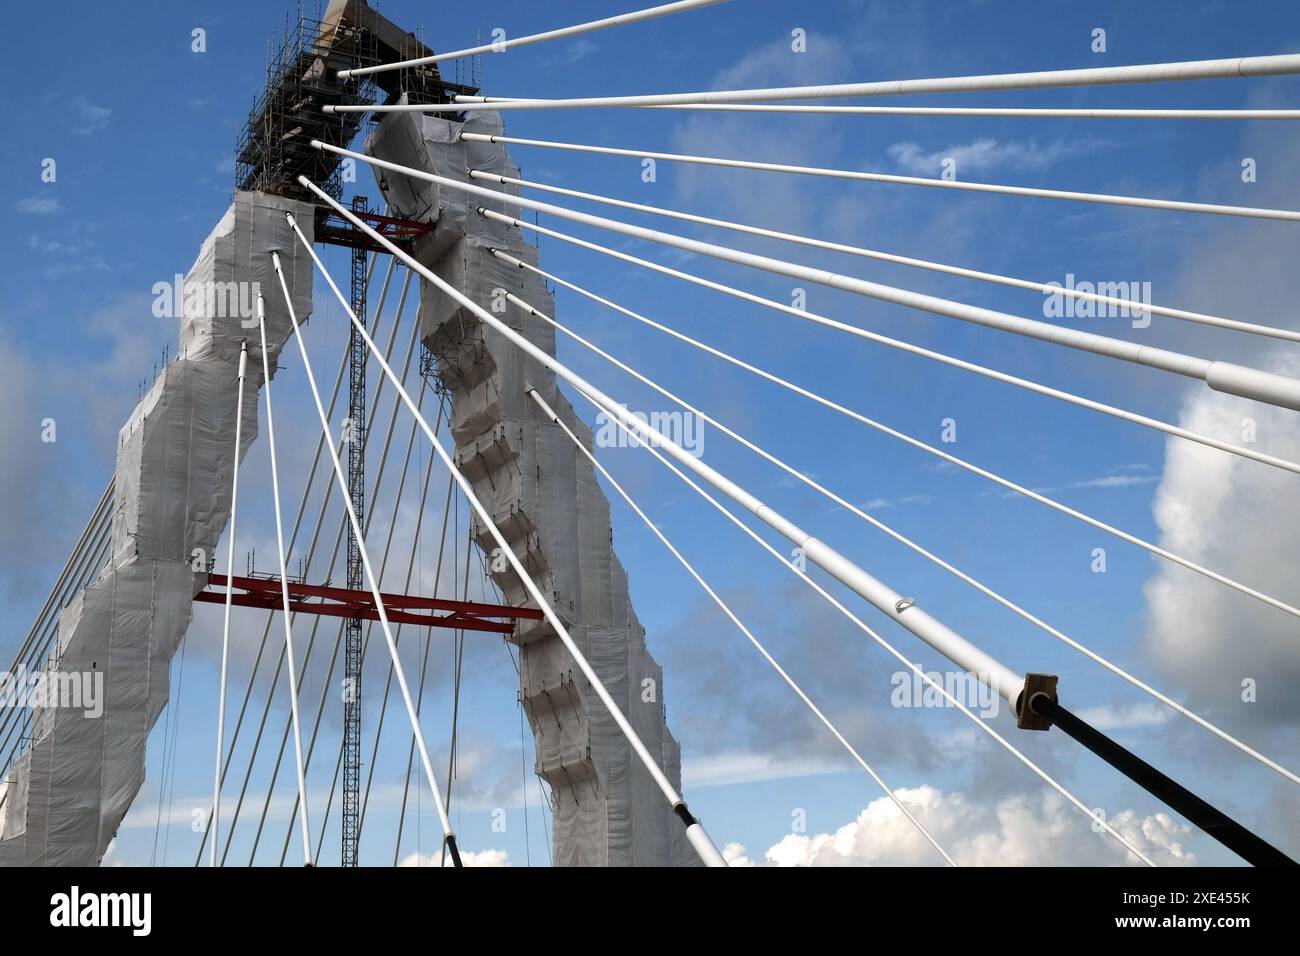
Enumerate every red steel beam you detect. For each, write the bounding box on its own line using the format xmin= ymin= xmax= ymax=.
xmin=314 ymin=207 xmax=432 ymax=253
xmin=195 ymin=574 xmax=542 ymax=636
xmin=348 ymin=209 xmax=433 ymax=236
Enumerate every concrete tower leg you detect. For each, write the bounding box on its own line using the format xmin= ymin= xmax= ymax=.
xmin=369 ymin=110 xmax=695 ymax=866
xmin=0 ymin=193 xmax=316 ymax=866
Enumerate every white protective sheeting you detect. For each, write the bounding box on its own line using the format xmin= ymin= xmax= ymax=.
xmin=369 ymin=107 xmax=693 ymax=865
xmin=0 ymin=192 xmax=315 ymax=866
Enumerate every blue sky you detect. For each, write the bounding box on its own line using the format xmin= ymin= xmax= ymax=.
xmin=3 ymin=0 xmax=1299 ymax=866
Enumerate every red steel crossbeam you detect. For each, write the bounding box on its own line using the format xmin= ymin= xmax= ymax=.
xmin=196 ymin=574 xmax=542 ymax=635
xmin=314 ymin=207 xmax=433 ymax=254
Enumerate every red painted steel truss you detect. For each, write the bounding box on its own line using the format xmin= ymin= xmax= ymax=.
xmin=196 ymin=574 xmax=542 ymax=635
xmin=313 ymin=207 xmax=433 ymax=254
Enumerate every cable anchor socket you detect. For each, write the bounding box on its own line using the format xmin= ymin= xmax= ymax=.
xmin=1016 ymin=672 xmax=1058 ymax=731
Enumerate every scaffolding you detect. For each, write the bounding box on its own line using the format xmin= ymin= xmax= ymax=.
xmin=228 ymin=0 xmax=477 ymax=868
xmin=235 ymin=14 xmax=374 ymax=202
xmin=341 ymin=193 xmax=368 ymax=867
xmin=233 ymin=2 xmax=478 ymax=204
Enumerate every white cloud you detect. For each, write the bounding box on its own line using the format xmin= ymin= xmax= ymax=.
xmin=71 ymin=97 xmax=112 ymax=136
xmin=0 ymin=293 xmax=172 ymax=599
xmin=1007 ymin=467 xmax=1160 ymax=497
xmin=26 ymin=231 xmax=108 ymax=278
xmin=862 ymin=492 xmax=935 ymax=511
xmin=1074 ymin=702 xmax=1172 ymax=731
xmin=101 ymin=839 xmax=126 ymax=867
xmin=1137 ymin=120 xmax=1300 ymax=731
xmin=683 ymin=749 xmax=847 ymax=789
xmin=749 ymin=786 xmax=1194 ymax=867
xmin=398 ymin=848 xmax=510 ymax=867
xmin=16 ymin=196 xmax=62 ymax=215
xmin=1067 ymin=473 xmax=1158 ymax=490
xmin=539 ymin=39 xmax=598 ymax=67
xmin=722 ymin=842 xmax=753 ymax=867
xmin=886 ymin=138 xmax=1106 ymax=177
xmin=1142 ymin=353 xmax=1300 ymax=718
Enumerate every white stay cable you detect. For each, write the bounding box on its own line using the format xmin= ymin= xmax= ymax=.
xmin=499 ymin=260 xmax=1300 ymax=786
xmin=315 ymin=143 xmax=1300 ymax=418
xmin=454 ymin=130 xmax=1300 ymax=225
xmin=339 ymin=0 xmax=728 ymax=77
xmin=0 ymin=485 xmax=113 ymax=756
xmin=481 ymin=205 xmax=1300 ymax=478
xmin=270 ymin=246 xmax=465 ymax=866
xmin=394 ymin=468 xmax=456 ymax=867
xmin=526 ymin=385 xmax=958 ymax=866
xmin=5 ymin=481 xmax=112 ymax=679
xmin=193 ymin=252 xmax=390 ymax=867
xmin=452 ymin=95 xmax=1300 ymax=120
xmin=296 ymin=181 xmax=1263 ymax=876
xmin=334 ymin=52 xmax=1300 ymax=110
xmin=211 ymin=340 xmax=249 ymax=867
xmin=462 ymin=99 xmax=1300 ymax=121
xmin=567 ymin=383 xmax=1155 ymax=867
xmin=294 ymin=177 xmax=730 ymax=867
xmin=494 ymin=245 xmax=1300 ymax=620
xmin=299 ymin=170 xmax=1035 ymax=725
xmin=255 ymin=293 xmax=315 ymax=866
xmin=634 ymin=104 xmax=1300 ymax=121
xmin=471 ymin=169 xmax=1300 ymax=344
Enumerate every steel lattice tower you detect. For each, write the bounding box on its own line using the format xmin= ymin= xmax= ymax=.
xmin=342 ymin=193 xmax=369 ymax=867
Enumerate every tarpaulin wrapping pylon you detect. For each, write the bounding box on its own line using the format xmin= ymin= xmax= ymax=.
xmin=369 ymin=106 xmax=696 ymax=866
xmin=0 ymin=193 xmax=315 ymax=866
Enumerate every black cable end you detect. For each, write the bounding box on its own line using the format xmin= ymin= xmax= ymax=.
xmin=1041 ymin=695 xmax=1297 ymax=868
xmin=672 ymin=802 xmax=697 ymax=829
xmin=445 ymin=833 xmax=464 ymax=868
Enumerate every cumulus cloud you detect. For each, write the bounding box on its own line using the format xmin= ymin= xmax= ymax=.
xmin=1143 ymin=355 xmax=1300 ymax=722
xmin=1139 ymin=120 xmax=1300 ymax=729
xmin=398 ymin=848 xmax=510 ymax=867
xmin=746 ymin=786 xmax=1195 ymax=867
xmin=722 ymin=842 xmax=753 ymax=867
